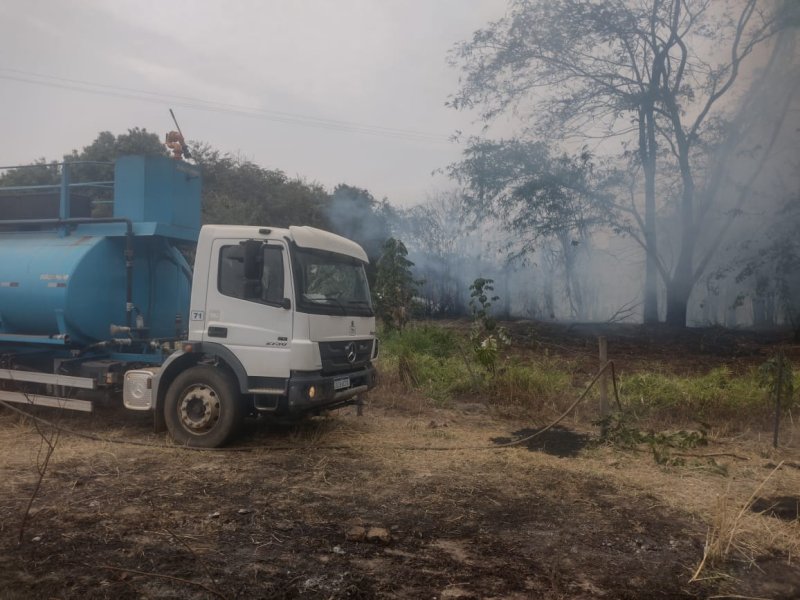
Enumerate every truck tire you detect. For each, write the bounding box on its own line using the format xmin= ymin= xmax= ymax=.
xmin=164 ymin=366 xmax=243 ymax=447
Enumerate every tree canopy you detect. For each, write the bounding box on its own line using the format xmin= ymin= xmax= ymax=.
xmin=193 ymin=144 xmax=330 ymax=230
xmin=374 ymin=237 xmax=420 ymax=330
xmin=449 ymin=0 xmax=797 ymax=326
xmin=0 ymin=128 xmax=165 ymax=187
xmin=450 ymin=139 xmax=606 ymax=259
xmin=0 ymin=131 xmax=389 ymax=256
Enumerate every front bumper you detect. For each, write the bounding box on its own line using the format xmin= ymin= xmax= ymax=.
xmin=287 ymin=364 xmax=376 ymax=412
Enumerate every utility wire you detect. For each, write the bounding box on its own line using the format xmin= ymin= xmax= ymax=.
xmin=0 ymin=68 xmax=451 ymax=144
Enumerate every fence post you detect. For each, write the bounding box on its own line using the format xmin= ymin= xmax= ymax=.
xmin=773 ymin=352 xmax=784 ymax=449
xmin=599 ymin=336 xmax=609 ymax=434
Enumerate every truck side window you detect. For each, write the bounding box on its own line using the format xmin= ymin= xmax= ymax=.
xmin=219 ymin=244 xmax=284 ymax=305
xmin=260 ymin=247 xmax=284 ymax=304
xmin=219 ymin=245 xmax=247 ymax=298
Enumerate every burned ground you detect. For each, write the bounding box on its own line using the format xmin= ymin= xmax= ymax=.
xmin=490 ymin=426 xmax=590 ymax=457
xmin=0 ymin=416 xmax=702 ymax=599
xmin=1 ymin=405 xmax=798 ymax=600
xmin=1 ymin=324 xmax=799 ymax=599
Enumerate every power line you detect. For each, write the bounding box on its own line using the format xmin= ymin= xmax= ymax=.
xmin=0 ymin=68 xmax=452 ymax=144
xmin=0 ymin=69 xmax=447 ymax=142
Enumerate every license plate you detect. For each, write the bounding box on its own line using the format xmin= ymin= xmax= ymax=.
xmin=333 ymin=377 xmax=350 ymax=391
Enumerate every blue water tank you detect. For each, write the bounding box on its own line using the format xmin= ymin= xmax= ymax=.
xmin=0 ymin=228 xmax=190 ymax=344
xmin=0 ymin=156 xmax=199 ymax=347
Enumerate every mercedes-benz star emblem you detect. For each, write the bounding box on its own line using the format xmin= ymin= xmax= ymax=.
xmin=345 ymin=342 xmax=357 ymax=364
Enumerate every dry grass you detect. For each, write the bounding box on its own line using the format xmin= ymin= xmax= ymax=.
xmin=2 ymin=389 xmax=799 ymax=597
xmin=572 ymin=443 xmax=800 ymax=589
xmin=690 ymin=462 xmax=792 ymax=582
xmin=371 ymin=324 xmax=800 ymax=581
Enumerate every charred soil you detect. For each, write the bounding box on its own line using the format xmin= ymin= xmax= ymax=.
xmin=0 ymin=322 xmax=799 ymax=599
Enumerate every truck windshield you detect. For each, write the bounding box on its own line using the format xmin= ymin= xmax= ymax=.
xmin=292 ymin=247 xmax=374 ymax=316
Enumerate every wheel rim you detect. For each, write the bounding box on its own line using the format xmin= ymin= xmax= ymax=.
xmin=177 ymin=383 xmax=221 ymax=434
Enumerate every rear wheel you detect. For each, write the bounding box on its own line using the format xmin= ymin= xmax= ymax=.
xmin=164 ymin=366 xmax=243 ymax=447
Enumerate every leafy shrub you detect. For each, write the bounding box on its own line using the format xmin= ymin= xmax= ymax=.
xmin=617 ymin=366 xmax=797 ymax=420
xmin=596 ymin=411 xmax=709 ymax=465
xmin=378 ymin=324 xmax=572 ymax=407
xmin=468 ymin=278 xmax=510 ymax=375
xmin=380 ymin=325 xmax=459 ymax=359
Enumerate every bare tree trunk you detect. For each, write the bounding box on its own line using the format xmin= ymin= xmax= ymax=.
xmin=665 ymin=228 xmax=696 ymax=327
xmin=667 ymin=154 xmax=697 ymax=329
xmin=558 ymin=231 xmax=580 ymax=320
xmin=766 ymin=293 xmax=776 ymax=326
xmin=753 ymin=296 xmax=767 ymax=328
xmin=641 ymin=107 xmax=660 ymax=324
xmin=665 ymin=272 xmax=692 ymax=328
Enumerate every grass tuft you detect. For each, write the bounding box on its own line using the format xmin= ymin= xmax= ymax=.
xmin=376 ymin=322 xmax=800 ymax=427
xmin=617 ymin=366 xmax=799 ymax=422
xmin=691 ymin=462 xmax=787 ymax=581
xmin=377 ymin=324 xmax=573 ymax=409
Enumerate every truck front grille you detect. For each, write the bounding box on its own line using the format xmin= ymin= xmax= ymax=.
xmin=319 ymin=339 xmax=373 ymax=374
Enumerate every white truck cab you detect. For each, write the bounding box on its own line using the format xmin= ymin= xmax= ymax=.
xmin=134 ymin=224 xmax=378 ymax=447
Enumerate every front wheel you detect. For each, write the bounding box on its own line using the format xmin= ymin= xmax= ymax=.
xmin=164 ymin=366 xmax=243 ymax=447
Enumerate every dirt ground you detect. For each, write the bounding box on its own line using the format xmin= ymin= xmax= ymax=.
xmin=0 ymin=324 xmax=799 ymax=599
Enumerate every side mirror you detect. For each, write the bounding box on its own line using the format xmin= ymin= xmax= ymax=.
xmin=281 ymin=297 xmax=292 ymax=310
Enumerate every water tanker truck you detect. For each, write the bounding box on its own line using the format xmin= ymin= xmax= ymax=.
xmin=0 ymin=155 xmax=377 ymax=447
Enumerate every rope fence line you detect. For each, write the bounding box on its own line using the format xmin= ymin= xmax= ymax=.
xmin=0 ymin=362 xmax=620 ymax=453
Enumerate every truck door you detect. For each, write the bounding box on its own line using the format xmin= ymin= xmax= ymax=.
xmin=203 ymin=239 xmax=293 ymax=382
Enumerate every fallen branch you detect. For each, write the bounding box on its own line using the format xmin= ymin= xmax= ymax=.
xmin=708 ymin=594 xmax=773 ymax=600
xmin=671 ymin=452 xmax=749 ymax=461
xmin=96 ymin=565 xmax=228 ymax=600
xmin=606 ymin=298 xmax=642 ymax=324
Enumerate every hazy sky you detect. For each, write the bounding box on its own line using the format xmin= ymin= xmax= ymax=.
xmin=0 ymin=0 xmax=509 ymax=206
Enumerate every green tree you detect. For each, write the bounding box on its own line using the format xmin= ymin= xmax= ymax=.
xmin=0 ymin=159 xmax=60 ymax=186
xmin=450 ymin=139 xmax=607 ymax=319
xmin=64 ymin=128 xmax=166 ymax=162
xmin=0 ymin=128 xmax=166 ymax=216
xmin=468 ymin=277 xmax=499 ymax=331
xmin=0 ymin=128 xmax=165 ymax=186
xmin=374 ymin=238 xmax=419 ymax=330
xmin=70 ymin=128 xmax=167 ymax=214
xmin=732 ymin=190 xmax=800 ymax=339
xmin=450 ymin=0 xmax=794 ymax=326
xmin=193 ymin=144 xmax=330 ymax=229
xmin=468 ymin=277 xmax=510 ymax=375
